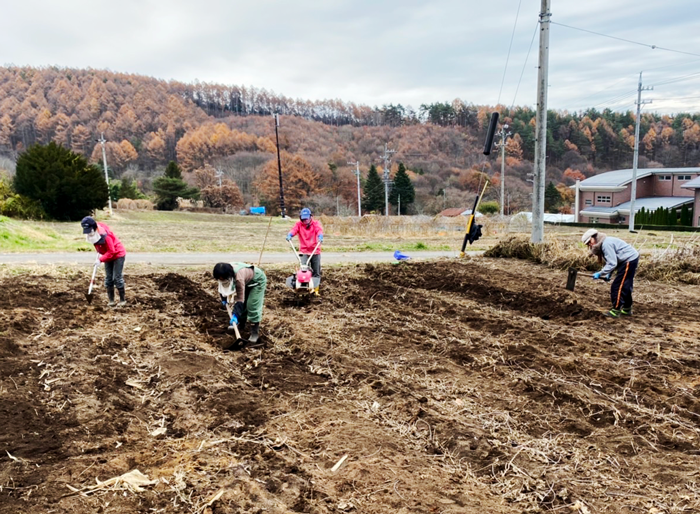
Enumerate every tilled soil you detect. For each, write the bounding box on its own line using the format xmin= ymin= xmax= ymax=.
xmin=1 ymin=258 xmax=700 ymax=513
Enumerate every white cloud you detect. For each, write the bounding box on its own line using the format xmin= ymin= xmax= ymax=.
xmin=1 ymin=0 xmax=699 ymax=114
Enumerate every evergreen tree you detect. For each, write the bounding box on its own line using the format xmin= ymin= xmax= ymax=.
xmin=680 ymin=203 xmax=692 ymax=226
xmin=13 ymin=142 xmax=108 ymax=220
xmin=362 ymin=164 xmax=385 ymax=214
xmin=153 ymin=161 xmax=199 ymax=210
xmin=544 ymin=181 xmax=562 ymax=213
xmin=389 ymin=163 xmax=415 ymax=214
xmin=119 ymin=177 xmax=141 ymax=199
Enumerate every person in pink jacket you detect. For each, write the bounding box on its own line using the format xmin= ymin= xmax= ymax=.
xmin=286 ymin=207 xmax=324 ymax=294
xmin=81 ymin=216 xmax=127 ymax=307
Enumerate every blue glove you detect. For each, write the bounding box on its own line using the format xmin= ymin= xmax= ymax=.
xmin=229 ymin=314 xmax=238 ymax=326
xmin=318 ymin=234 xmax=324 ymax=242
xmin=592 ymin=272 xmax=601 ymax=280
xmin=603 ymin=273 xmax=612 ymax=282
xmin=221 ymin=300 xmax=227 ymax=307
xmin=286 ymin=233 xmax=293 ymax=241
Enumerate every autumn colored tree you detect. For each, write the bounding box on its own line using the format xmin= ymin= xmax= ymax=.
xmin=14 ymin=142 xmax=108 ymax=220
xmin=70 ymin=124 xmax=91 ymax=155
xmin=254 ymin=152 xmax=318 ymax=214
xmin=389 ymin=163 xmax=415 ymax=214
xmin=152 ymin=161 xmax=199 ymax=210
xmin=362 ymin=164 xmax=384 ymax=214
xmin=201 ymin=183 xmax=244 ymax=211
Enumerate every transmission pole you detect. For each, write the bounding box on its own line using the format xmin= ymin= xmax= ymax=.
xmin=274 ymin=114 xmax=286 ymax=218
xmin=496 ymin=124 xmax=511 ymax=216
xmin=348 ymin=160 xmax=362 ymax=216
xmin=531 ymin=0 xmax=551 ymax=243
xmin=98 ymin=133 xmax=113 ymax=216
xmin=382 ymin=143 xmax=396 ymax=217
xmin=629 ymin=72 xmax=653 ymax=232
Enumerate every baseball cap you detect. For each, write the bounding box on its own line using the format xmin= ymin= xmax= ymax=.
xmin=81 ymin=216 xmax=97 ymax=234
xmin=581 ymin=228 xmax=598 ymax=245
xmin=300 ymin=208 xmax=311 ymax=220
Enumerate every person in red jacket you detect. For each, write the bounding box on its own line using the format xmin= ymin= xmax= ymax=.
xmin=81 ymin=216 xmax=127 ymax=307
xmin=286 ymin=207 xmax=323 ymax=295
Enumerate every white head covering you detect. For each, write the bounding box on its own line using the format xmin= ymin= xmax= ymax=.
xmin=218 ymin=279 xmax=235 ymax=298
xmin=86 ymin=231 xmax=101 ymax=244
xmin=581 ymin=229 xmax=598 ymax=245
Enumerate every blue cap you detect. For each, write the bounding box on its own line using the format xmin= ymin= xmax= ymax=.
xmin=300 ymin=208 xmax=312 ymax=220
xmin=81 ymin=216 xmax=97 ymax=234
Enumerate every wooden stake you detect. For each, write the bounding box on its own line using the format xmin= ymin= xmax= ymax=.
xmin=257 ymin=216 xmax=274 ymax=267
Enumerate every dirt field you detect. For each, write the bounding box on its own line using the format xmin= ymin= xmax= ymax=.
xmin=2 ymin=258 xmax=700 ymax=513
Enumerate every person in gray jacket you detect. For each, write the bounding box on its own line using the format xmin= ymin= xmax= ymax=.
xmin=581 ymin=229 xmax=640 ymax=318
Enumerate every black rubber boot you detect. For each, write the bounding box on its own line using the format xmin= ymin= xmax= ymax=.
xmin=107 ymin=287 xmax=115 ymax=307
xmin=248 ymin=323 xmax=261 ymax=346
xmin=117 ymin=287 xmax=126 ymax=307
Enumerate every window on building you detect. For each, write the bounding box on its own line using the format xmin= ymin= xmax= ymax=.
xmin=659 ymin=175 xmax=672 ymax=181
xmin=585 ymin=199 xmax=592 ymax=205
xmin=679 ymin=175 xmax=692 ymax=181
xmin=596 ymin=195 xmax=611 ymax=203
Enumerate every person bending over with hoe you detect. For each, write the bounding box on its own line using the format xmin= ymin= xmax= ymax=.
xmin=213 ymin=262 xmax=267 ymax=345
xmin=81 ymin=216 xmax=127 ymax=307
xmin=582 ymin=229 xmax=639 ymax=318
xmin=286 ymin=207 xmax=324 ymax=295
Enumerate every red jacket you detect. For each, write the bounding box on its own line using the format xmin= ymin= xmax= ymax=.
xmin=94 ymin=222 xmax=126 ymax=262
xmin=290 ymin=219 xmax=323 ymax=254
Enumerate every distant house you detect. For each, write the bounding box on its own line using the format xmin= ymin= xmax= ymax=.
xmin=574 ymin=167 xmax=700 ymax=226
xmin=681 ymin=176 xmax=700 ymax=227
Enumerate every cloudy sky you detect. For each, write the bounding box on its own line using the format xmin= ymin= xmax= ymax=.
xmin=2 ymin=0 xmax=699 ymax=115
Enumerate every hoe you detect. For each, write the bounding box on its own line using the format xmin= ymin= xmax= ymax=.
xmin=566 ymin=268 xmax=608 ymax=291
xmin=85 ymin=256 xmax=100 ymax=304
xmin=223 ymin=302 xmax=249 ymax=351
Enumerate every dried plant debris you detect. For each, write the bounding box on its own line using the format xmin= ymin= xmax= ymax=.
xmin=1 ymin=259 xmax=700 ymax=513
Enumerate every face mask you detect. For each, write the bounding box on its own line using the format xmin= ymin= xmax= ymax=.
xmin=86 ymin=231 xmax=101 ymax=244
xmin=218 ymin=279 xmax=234 ymax=296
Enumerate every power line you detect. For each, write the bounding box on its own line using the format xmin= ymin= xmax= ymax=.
xmin=510 ymin=21 xmax=539 ymax=110
xmin=551 ymin=21 xmax=700 ymax=59
xmin=651 ymin=70 xmax=700 ymax=88
xmin=497 ymin=0 xmax=523 ymax=106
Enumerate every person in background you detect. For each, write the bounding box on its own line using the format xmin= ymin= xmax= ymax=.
xmin=286 ymin=207 xmax=324 ymax=295
xmin=81 ymin=216 xmax=127 ymax=307
xmin=213 ymin=262 xmax=267 ymax=346
xmin=581 ymin=229 xmax=639 ymax=318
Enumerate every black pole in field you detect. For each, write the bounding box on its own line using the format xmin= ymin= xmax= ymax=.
xmin=274 ymin=114 xmax=287 ymax=218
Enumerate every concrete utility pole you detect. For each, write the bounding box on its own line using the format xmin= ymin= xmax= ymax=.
xmin=273 ymin=114 xmax=287 ymax=218
xmin=98 ymin=133 xmax=112 ymax=216
xmin=629 ymin=71 xmax=653 ymax=232
xmin=531 ymin=0 xmax=551 ymax=243
xmin=348 ymin=160 xmax=362 ymax=216
xmin=382 ymin=143 xmax=396 ymax=217
xmin=496 ymin=124 xmax=511 ymax=216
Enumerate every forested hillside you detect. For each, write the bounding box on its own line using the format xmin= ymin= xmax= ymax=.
xmin=1 ymin=66 xmax=699 ymax=214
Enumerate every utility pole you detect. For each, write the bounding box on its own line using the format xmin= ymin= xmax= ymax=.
xmin=398 ymin=195 xmax=401 ymax=217
xmin=274 ymin=114 xmax=286 ymax=218
xmin=215 ymin=168 xmax=224 ymax=188
xmin=98 ymin=133 xmax=112 ymax=216
xmin=629 ymin=71 xmax=653 ymax=232
xmin=348 ymin=160 xmax=362 ymax=216
xmin=531 ymin=0 xmax=551 ymax=243
xmin=382 ymin=143 xmax=396 ymax=217
xmin=496 ymin=124 xmax=511 ymax=216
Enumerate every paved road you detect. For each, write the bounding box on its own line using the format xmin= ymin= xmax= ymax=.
xmin=0 ymin=251 xmax=481 ymax=266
